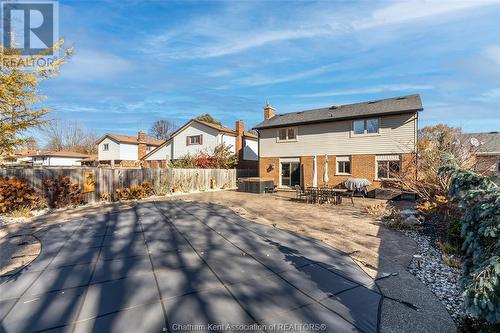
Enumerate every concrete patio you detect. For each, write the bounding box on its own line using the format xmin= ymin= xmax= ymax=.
xmin=0 ymin=199 xmax=381 ymax=333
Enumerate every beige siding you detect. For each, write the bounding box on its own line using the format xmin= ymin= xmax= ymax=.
xmin=145 ymin=143 xmax=172 ymax=161
xmin=172 ymin=122 xmax=220 ymax=159
xmin=97 ymin=138 xmax=120 ymax=161
xmin=259 ymin=113 xmax=417 ymax=157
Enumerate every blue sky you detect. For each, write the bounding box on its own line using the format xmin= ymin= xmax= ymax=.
xmin=41 ymin=0 xmax=500 ymax=136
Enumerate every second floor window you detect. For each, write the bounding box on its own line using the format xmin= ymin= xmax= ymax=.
xmin=103 ymin=143 xmax=109 ymax=151
xmin=277 ymin=127 xmax=297 ymax=142
xmin=187 ymin=135 xmax=202 ymax=145
xmin=352 ymin=118 xmax=380 ymax=135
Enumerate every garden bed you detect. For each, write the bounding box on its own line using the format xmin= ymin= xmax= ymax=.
xmin=404 ymin=229 xmax=465 ymax=322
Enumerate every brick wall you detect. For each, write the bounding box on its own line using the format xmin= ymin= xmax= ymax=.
xmin=259 ymin=157 xmax=280 ymax=184
xmin=138 ymin=144 xmax=147 ymax=160
xmin=118 ymin=160 xmax=141 ymax=167
xmin=313 ymin=154 xmax=379 ymax=190
xmin=260 ymin=153 xmax=417 ymax=190
xmin=300 ymin=156 xmax=313 ymax=187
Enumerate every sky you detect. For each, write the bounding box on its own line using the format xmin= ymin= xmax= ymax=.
xmin=38 ymin=0 xmax=500 ymax=137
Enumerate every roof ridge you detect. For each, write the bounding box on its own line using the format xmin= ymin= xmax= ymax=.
xmin=281 ymin=94 xmax=420 ymax=115
xmin=254 ymin=94 xmax=423 ymax=130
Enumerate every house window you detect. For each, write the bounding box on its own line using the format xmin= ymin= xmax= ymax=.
xmin=376 ymin=155 xmax=401 ymax=180
xmin=353 ymin=120 xmax=365 ymax=135
xmin=278 ymin=129 xmax=287 ymax=140
xmin=187 ymin=135 xmax=202 ymax=145
xmin=277 ymin=127 xmax=297 ymax=142
xmin=366 ymin=118 xmax=379 ymax=134
xmin=352 ymin=118 xmax=380 ymax=135
xmin=103 ymin=143 xmax=109 ymax=151
xmin=336 ymin=156 xmax=351 ymax=175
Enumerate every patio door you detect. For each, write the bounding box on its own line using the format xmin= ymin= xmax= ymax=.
xmin=281 ymin=162 xmax=300 ymax=187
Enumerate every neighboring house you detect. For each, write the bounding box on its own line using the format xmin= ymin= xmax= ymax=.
xmin=253 ymin=95 xmax=422 ymax=190
xmin=96 ymin=131 xmax=163 ymax=167
xmin=461 ymin=132 xmax=500 ymax=175
xmin=142 ymin=119 xmax=258 ymax=169
xmin=28 ymin=151 xmax=91 ymax=166
xmin=81 ymin=154 xmax=98 ymax=167
xmin=1 ymin=149 xmax=38 ymax=165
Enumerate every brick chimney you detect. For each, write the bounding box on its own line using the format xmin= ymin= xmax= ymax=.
xmin=235 ymin=120 xmax=244 ymax=161
xmin=137 ymin=131 xmax=147 ymax=159
xmin=264 ymin=102 xmax=275 ymax=120
xmin=138 ymin=131 xmax=147 ymax=142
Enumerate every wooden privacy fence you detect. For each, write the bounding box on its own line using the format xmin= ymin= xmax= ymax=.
xmin=0 ymin=167 xmax=239 ymax=203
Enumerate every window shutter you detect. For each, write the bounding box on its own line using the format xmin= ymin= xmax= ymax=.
xmin=186 ymin=136 xmax=189 ymax=145
xmin=200 ymin=135 xmax=203 ymax=145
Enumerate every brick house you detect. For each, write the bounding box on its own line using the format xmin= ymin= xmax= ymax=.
xmin=141 ymin=119 xmax=258 ymax=169
xmin=253 ymin=95 xmax=423 ymax=190
xmin=96 ymin=132 xmax=163 ymax=167
xmin=461 ymin=132 xmax=500 ymax=175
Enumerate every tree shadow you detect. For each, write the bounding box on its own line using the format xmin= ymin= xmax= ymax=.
xmin=160 ymin=200 xmax=381 ymax=332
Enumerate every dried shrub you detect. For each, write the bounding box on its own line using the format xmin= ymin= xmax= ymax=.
xmin=115 ymin=182 xmax=154 ymax=201
xmin=365 ymin=203 xmax=391 ymax=217
xmin=99 ymin=192 xmax=110 ymax=201
xmin=0 ymin=176 xmax=45 ymax=214
xmin=43 ymin=176 xmax=86 ymax=208
xmin=141 ymin=181 xmax=154 ymax=196
xmin=154 ymin=178 xmax=172 ymax=196
xmin=170 ymin=144 xmax=238 ymax=169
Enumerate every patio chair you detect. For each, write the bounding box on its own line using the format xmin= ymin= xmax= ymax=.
xmin=335 ymin=184 xmax=355 ymax=205
xmin=264 ymin=185 xmax=277 ymax=194
xmin=294 ymin=185 xmax=306 ymax=201
xmin=308 ymin=187 xmax=320 ymax=204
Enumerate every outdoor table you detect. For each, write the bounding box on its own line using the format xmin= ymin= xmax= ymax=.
xmin=304 ymin=187 xmax=347 ymax=205
xmin=344 ymin=178 xmax=371 ymax=196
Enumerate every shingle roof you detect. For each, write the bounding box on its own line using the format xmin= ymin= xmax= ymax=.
xmin=195 ymin=120 xmax=235 ymax=134
xmin=27 ymin=151 xmax=91 ymax=158
xmin=98 ymin=133 xmax=163 ymax=146
xmin=141 ymin=118 xmax=257 ymax=161
xmin=461 ymin=132 xmax=500 ymax=154
xmin=253 ymin=94 xmax=423 ymax=129
xmin=194 ymin=119 xmax=258 ymax=139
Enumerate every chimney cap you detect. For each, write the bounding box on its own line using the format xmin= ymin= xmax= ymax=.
xmin=265 ymin=100 xmax=275 ymax=108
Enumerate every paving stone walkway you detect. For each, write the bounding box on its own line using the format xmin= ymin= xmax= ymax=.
xmin=0 ymin=200 xmax=382 ymax=333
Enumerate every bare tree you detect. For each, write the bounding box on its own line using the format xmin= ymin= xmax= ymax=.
xmin=396 ymin=124 xmax=485 ymax=202
xmin=44 ymin=120 xmax=98 ymax=154
xmin=17 ymin=136 xmax=38 ymax=151
xmin=149 ymin=119 xmax=176 ymax=140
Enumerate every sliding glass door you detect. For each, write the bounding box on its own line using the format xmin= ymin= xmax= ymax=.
xmin=281 ymin=162 xmax=300 ymax=187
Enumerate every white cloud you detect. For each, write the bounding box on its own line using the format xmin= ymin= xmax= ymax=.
xmin=145 ymin=25 xmax=339 ymax=59
xmin=472 ymin=88 xmax=500 ymax=102
xmin=357 ymin=0 xmax=500 ymax=29
xmin=194 ymin=26 xmax=335 ymax=58
xmin=483 ymin=45 xmax=500 ymax=65
xmin=60 ymin=49 xmax=132 ymax=81
xmin=458 ymin=44 xmax=500 ymax=80
xmin=237 ymin=65 xmax=337 ymax=87
xmin=296 ymin=84 xmax=434 ymax=98
xmin=143 ymin=0 xmax=500 ymax=59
